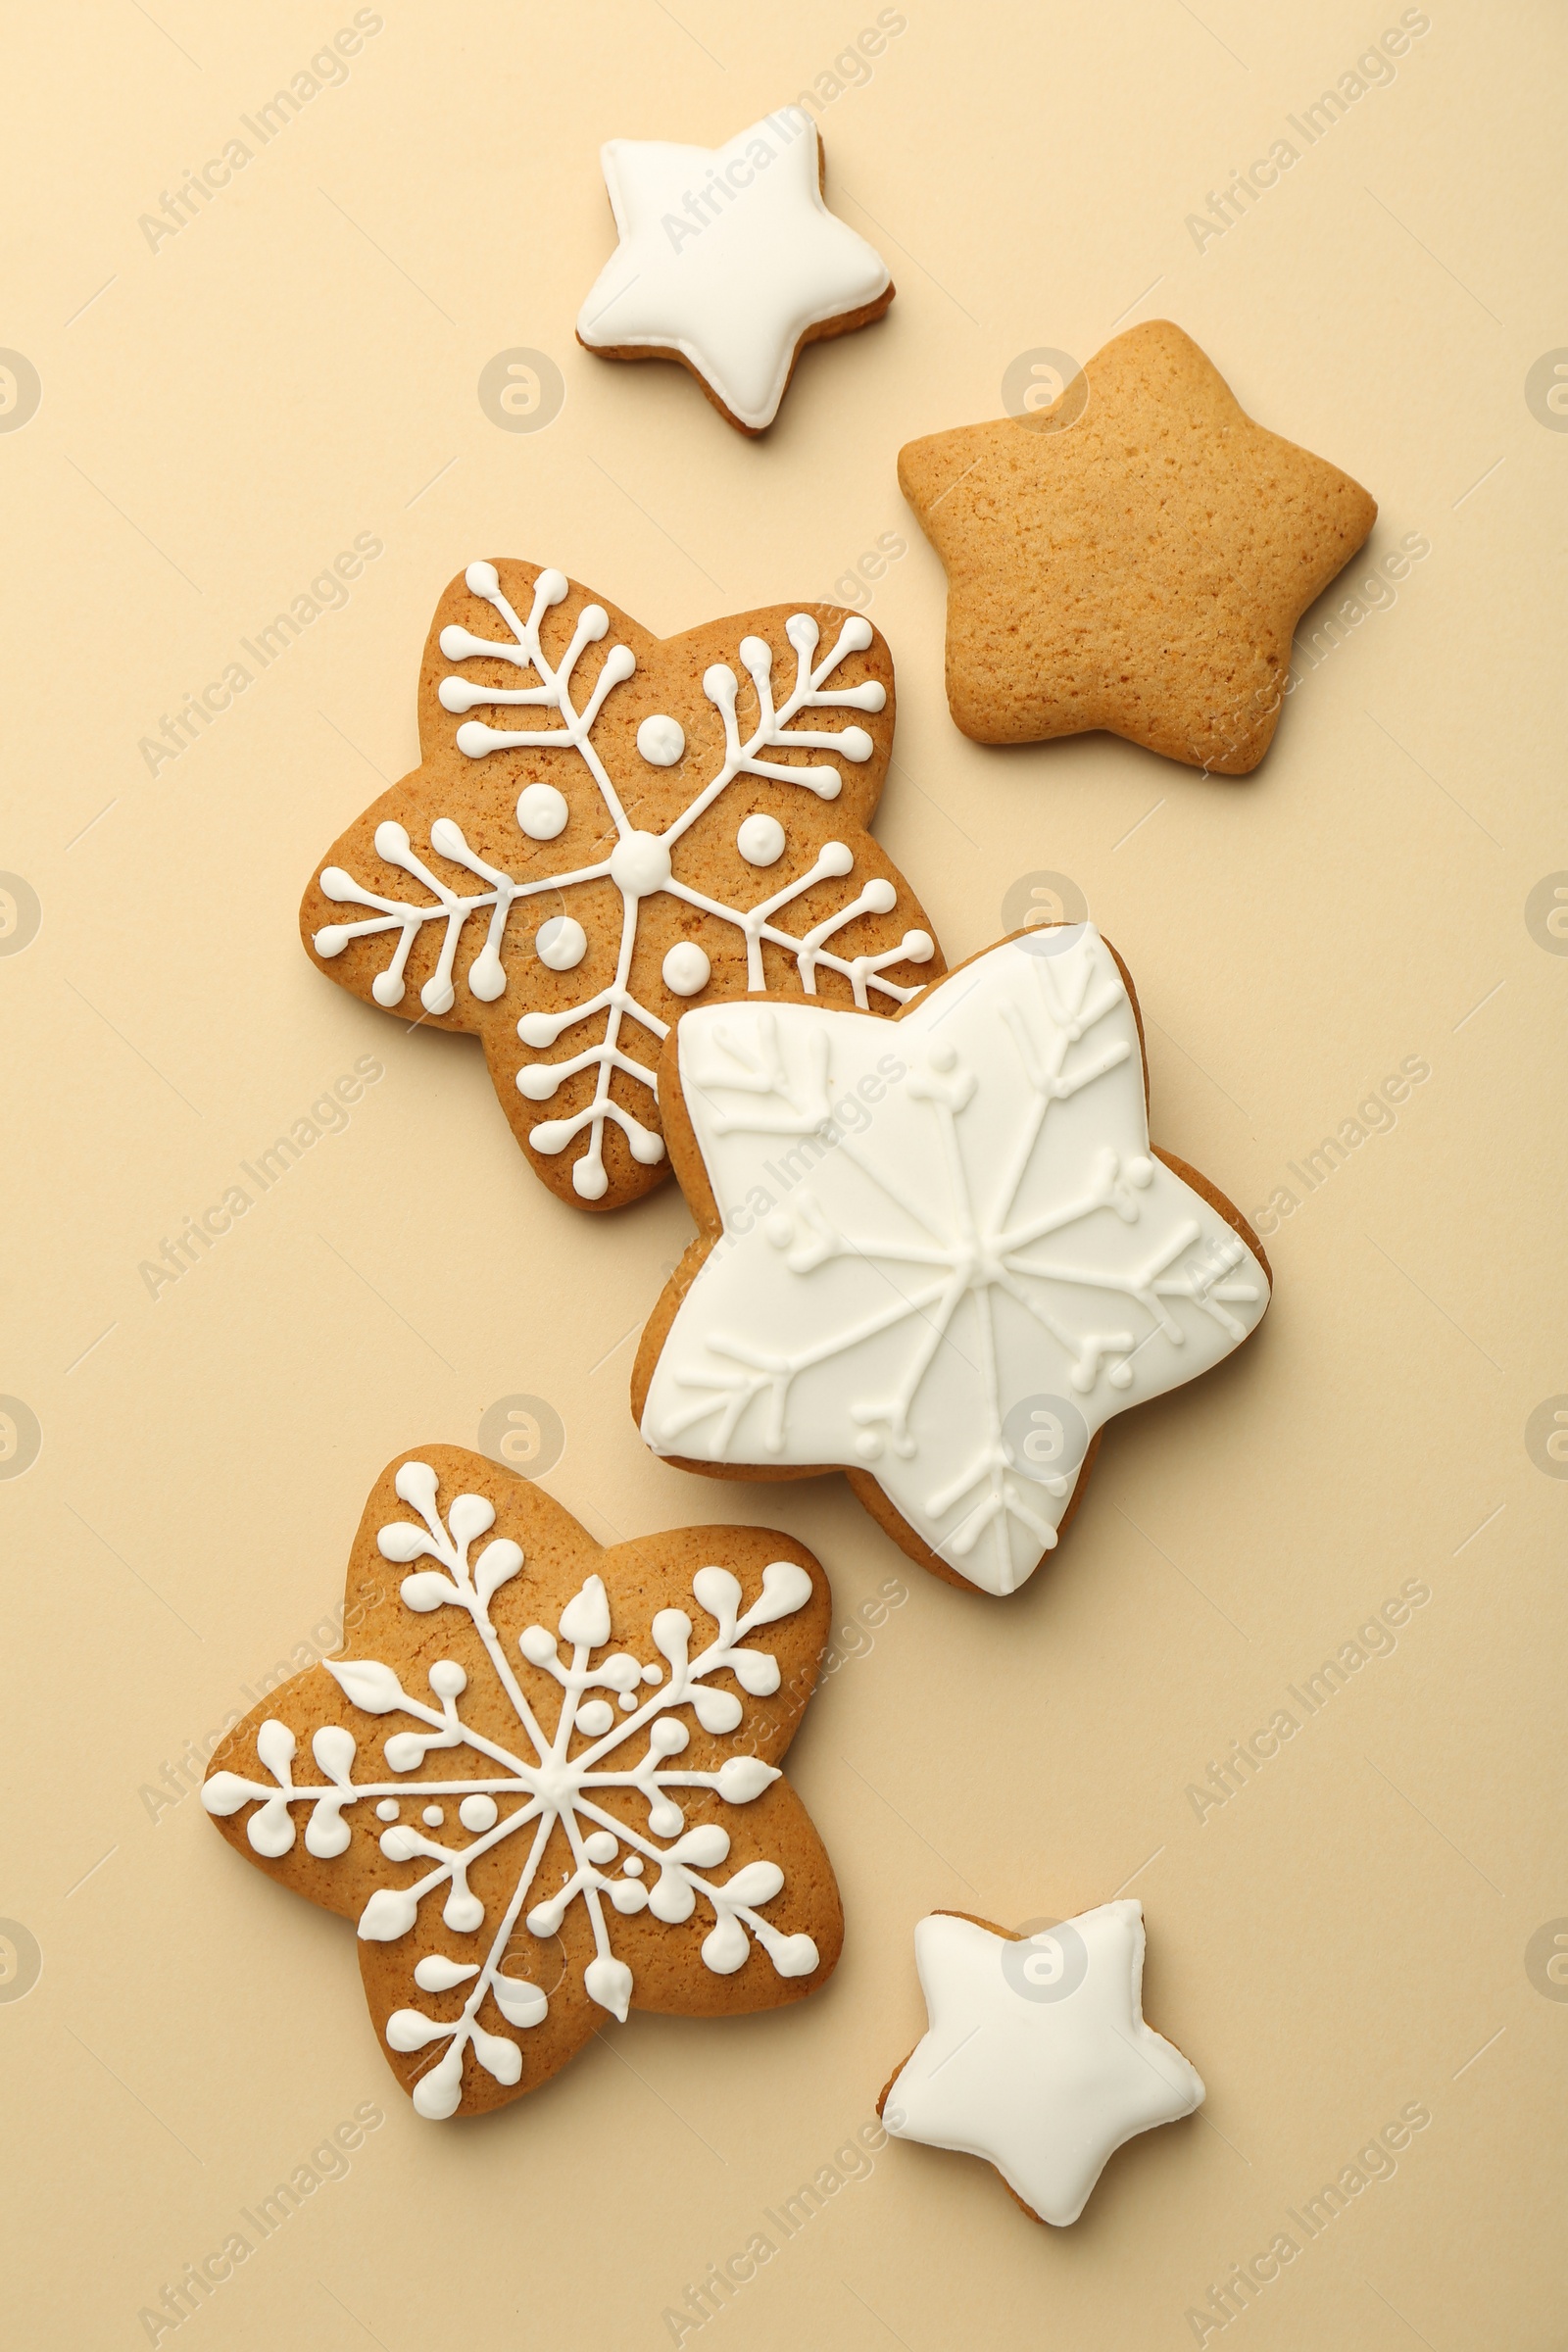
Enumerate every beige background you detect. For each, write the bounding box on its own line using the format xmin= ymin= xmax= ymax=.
xmin=4 ymin=1 xmax=1564 ymax=2344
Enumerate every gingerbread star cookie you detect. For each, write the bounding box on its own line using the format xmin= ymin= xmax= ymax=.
xmin=202 ymin=1447 xmax=843 ymax=2120
xmin=576 ymin=108 xmax=894 ymax=433
xmin=878 ymin=1904 xmax=1204 ymax=2225
xmin=899 ymin=319 xmax=1377 ymax=774
xmin=632 ymin=923 xmax=1271 ymax=1597
xmin=302 ymin=559 xmax=940 ymax=1209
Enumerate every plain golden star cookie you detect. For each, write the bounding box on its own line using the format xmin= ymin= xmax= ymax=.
xmin=898 ymin=319 xmax=1377 ymax=774
xmin=202 ymin=1446 xmax=843 ymax=2120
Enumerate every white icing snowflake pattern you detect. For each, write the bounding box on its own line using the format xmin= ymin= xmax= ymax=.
xmin=310 ymin=562 xmax=934 ymax=1200
xmin=202 ymin=1461 xmax=820 ymax=2119
xmin=640 ymin=928 xmax=1270 ymax=1595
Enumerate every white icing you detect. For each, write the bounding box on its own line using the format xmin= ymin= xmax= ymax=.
xmin=516 ymin=782 xmax=569 ymax=841
xmin=576 ymin=110 xmax=892 ymax=432
xmin=313 ymin=564 xmax=925 ymax=1202
xmin=536 ymin=915 xmax=587 ymax=972
xmin=883 ymin=1904 xmax=1204 ymax=2226
xmin=640 ymin=930 xmax=1268 ymax=1595
xmin=201 ymin=1460 xmax=819 ymax=2120
xmin=637 ymin=713 xmax=685 ymax=765
xmin=663 ymin=942 xmax=711 ymax=998
xmin=737 ymin=812 xmax=786 ymax=867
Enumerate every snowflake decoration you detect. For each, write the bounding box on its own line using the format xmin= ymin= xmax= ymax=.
xmin=302 ymin=558 xmax=939 ymax=1208
xmin=636 ymin=927 xmax=1271 ymax=1596
xmin=202 ymin=1451 xmax=840 ymax=2119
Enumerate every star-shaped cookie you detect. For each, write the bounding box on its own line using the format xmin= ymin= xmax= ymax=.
xmin=878 ymin=1904 xmax=1204 ymax=2225
xmin=899 ymin=319 xmax=1377 ymax=773
xmin=201 ymin=1446 xmax=843 ymax=2120
xmin=632 ymin=925 xmax=1270 ymax=1596
xmin=577 ymin=108 xmax=893 ymax=433
xmin=301 ymin=558 xmax=939 ymax=1211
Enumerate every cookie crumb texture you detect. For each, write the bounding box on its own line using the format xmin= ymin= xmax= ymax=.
xmin=899 ymin=319 xmax=1377 ymax=773
xmin=202 ymin=1447 xmax=843 ymax=2120
xmin=301 ymin=560 xmax=940 ymax=1210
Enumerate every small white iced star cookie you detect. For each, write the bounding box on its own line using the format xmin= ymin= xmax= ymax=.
xmin=878 ymin=1904 xmax=1205 ymax=2226
xmin=576 ymin=107 xmax=894 ymax=434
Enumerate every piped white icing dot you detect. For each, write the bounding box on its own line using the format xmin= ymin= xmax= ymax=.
xmin=421 ymin=1805 xmax=444 ymax=1828
xmin=517 ymin=783 xmax=569 ymax=841
xmin=429 ymin=1660 xmax=467 ymax=1699
xmin=662 ymin=941 xmax=711 ymax=998
xmin=637 ymin=713 xmax=685 ymax=766
xmin=459 ymin=1793 xmax=498 ymax=1833
xmin=609 ymin=829 xmax=672 ymax=897
xmin=583 ymin=1830 xmax=618 ymax=1864
xmin=575 ymin=1698 xmax=614 ymax=1738
xmin=536 ymin=916 xmax=587 ymax=972
xmin=622 ymin=1855 xmax=645 ymax=1878
xmin=737 ymin=812 xmax=786 ymax=866
xmin=375 ymin=1800 xmax=399 ymax=1822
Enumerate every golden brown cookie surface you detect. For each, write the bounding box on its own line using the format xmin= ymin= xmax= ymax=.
xmin=301 ymin=561 xmax=940 ymax=1210
xmin=202 ymin=1446 xmax=842 ymax=2120
xmin=899 ymin=319 xmax=1377 ymax=773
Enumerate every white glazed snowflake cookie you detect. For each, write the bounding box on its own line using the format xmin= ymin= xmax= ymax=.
xmin=878 ymin=1903 xmax=1205 ymax=2226
xmin=576 ymin=106 xmax=894 ymax=434
xmin=633 ymin=926 xmax=1271 ymax=1596
xmin=302 ymin=558 xmax=939 ymax=1211
xmin=202 ymin=1447 xmax=842 ymax=2119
